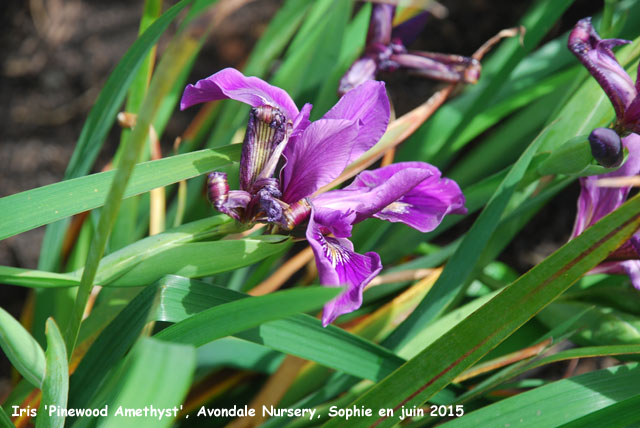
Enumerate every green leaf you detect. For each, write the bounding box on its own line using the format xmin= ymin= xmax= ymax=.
xmin=155 ymin=286 xmax=342 ymax=346
xmin=440 ymin=364 xmax=640 ymax=428
xmin=537 ymin=134 xmax=593 ymax=175
xmin=447 ymin=67 xmax=577 ymax=159
xmin=558 ymin=394 xmax=640 ymax=428
xmin=271 ymin=0 xmax=350 ymax=102
xmin=0 ymin=146 xmax=240 ymax=241
xmin=0 ymin=307 xmax=45 ymax=387
xmin=157 ymin=275 xmax=404 ymax=380
xmin=0 ymin=216 xmax=239 ymax=289
xmin=64 ymin=30 xmax=201 ymax=355
xmin=397 ymin=291 xmax=499 ymax=360
xmin=567 ymin=285 xmax=640 ymax=316
xmin=0 ymin=267 xmax=78 ymax=288
xmin=311 ymin=2 xmax=371 ymax=117
xmin=196 ymin=338 xmax=283 ymax=374
xmin=37 ymin=0 xmax=194 ymax=271
xmin=454 ymin=305 xmax=595 ymax=405
xmin=384 ymin=125 xmax=547 ymax=351
xmin=448 ymin=87 xmax=568 ymax=187
xmin=108 ymin=236 xmax=291 ymax=287
xmin=521 ymin=344 xmax=640 ymax=373
xmin=36 ymin=319 xmax=68 ymax=428
xmin=0 ymin=407 xmax=16 ymax=428
xmin=320 ymin=188 xmax=640 ymax=428
xmin=122 ymin=0 xmax=163 ymax=121
xmin=538 ymin=301 xmax=640 ymax=346
xmin=92 ymin=215 xmax=237 ymax=285
xmin=111 ymin=0 xmax=220 ymax=250
xmin=84 ymin=338 xmax=195 ymax=428
xmin=68 ymin=285 xmax=159 ymax=411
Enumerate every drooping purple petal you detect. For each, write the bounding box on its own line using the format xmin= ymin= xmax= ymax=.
xmin=338 ymin=56 xmax=378 ymax=95
xmin=568 ymin=18 xmax=636 ymax=120
xmin=371 ymin=169 xmax=467 ymax=232
xmin=313 ymin=163 xmax=432 ymax=221
xmin=571 ymin=133 xmax=640 ymax=238
xmin=180 ymin=68 xmax=299 ymax=120
xmin=323 ymin=80 xmax=390 ymax=164
xmin=313 ymin=162 xmax=466 ymax=232
xmin=281 ymin=118 xmax=360 ymax=203
xmin=306 ymin=210 xmax=382 ymax=326
xmin=367 ymin=4 xmax=395 ymax=46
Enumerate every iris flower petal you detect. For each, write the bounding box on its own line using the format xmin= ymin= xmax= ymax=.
xmin=306 ymin=210 xmax=382 ymax=326
xmin=283 ymin=81 xmax=391 ymax=203
xmin=180 ymin=67 xmax=299 ymax=120
xmin=323 ymin=80 xmax=391 ymax=164
xmin=314 ymin=162 xmax=466 ymax=232
xmin=281 ymin=118 xmax=360 ymax=203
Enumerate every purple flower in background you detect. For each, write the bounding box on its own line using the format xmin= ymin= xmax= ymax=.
xmin=181 ymin=68 xmax=466 ymax=325
xmin=570 ymin=134 xmax=640 ymax=289
xmin=339 ymin=4 xmax=481 ymax=94
xmin=569 ymin=17 xmax=640 ymax=136
xmin=569 ymin=18 xmax=640 ymax=289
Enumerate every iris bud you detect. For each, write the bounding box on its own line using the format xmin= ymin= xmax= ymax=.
xmin=588 ymin=127 xmax=623 ymax=167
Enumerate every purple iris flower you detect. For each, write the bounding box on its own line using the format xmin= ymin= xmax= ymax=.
xmin=569 ymin=18 xmax=640 ymax=289
xmin=181 ymin=68 xmax=466 ymax=325
xmin=339 ymin=4 xmax=481 ymax=95
xmin=570 ymin=133 xmax=640 ymax=289
xmin=569 ymin=17 xmax=640 ymax=136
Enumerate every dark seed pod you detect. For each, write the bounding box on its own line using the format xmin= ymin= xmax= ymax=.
xmin=588 ymin=127 xmax=623 ymax=168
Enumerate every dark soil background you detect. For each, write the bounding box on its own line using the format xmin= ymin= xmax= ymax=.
xmin=0 ymin=0 xmax=603 ymax=399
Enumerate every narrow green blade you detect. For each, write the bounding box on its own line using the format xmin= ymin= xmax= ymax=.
xmin=0 ymin=307 xmax=45 ymax=388
xmin=86 ymin=338 xmax=195 ymax=428
xmin=157 ymin=275 xmax=404 ymax=381
xmin=441 ymin=364 xmax=640 ymax=428
xmin=0 ymin=146 xmax=240 ymax=241
xmin=155 ymin=286 xmax=341 ymax=346
xmin=35 ymin=319 xmax=68 ymax=428
xmin=321 ymin=189 xmax=640 ymax=428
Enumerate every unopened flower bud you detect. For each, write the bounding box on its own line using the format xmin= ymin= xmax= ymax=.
xmin=588 ymin=127 xmax=623 ymax=168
